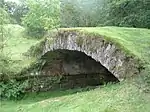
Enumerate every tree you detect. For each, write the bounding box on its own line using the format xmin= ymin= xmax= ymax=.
xmin=60 ymin=0 xmax=150 ymax=28
xmin=22 ymin=0 xmax=60 ymax=37
xmin=101 ymin=0 xmax=150 ymax=28
xmin=0 ymin=3 xmax=12 ymax=78
xmin=60 ymin=1 xmax=80 ymax=27
xmin=0 ymin=8 xmax=11 ymax=52
xmin=4 ymin=0 xmax=28 ymax=24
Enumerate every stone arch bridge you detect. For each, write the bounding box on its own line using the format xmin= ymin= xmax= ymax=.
xmin=39 ymin=30 xmax=140 ymax=82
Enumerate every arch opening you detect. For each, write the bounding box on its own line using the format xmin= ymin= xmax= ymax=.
xmin=41 ymin=49 xmax=119 ymax=89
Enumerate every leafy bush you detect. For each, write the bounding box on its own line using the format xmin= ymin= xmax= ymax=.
xmin=0 ymin=54 xmax=29 ymax=100
xmin=0 ymin=8 xmax=11 ymax=24
xmin=0 ymin=54 xmax=12 ymax=77
xmin=0 ymin=54 xmax=22 ymax=77
xmin=0 ymin=79 xmax=28 ymax=100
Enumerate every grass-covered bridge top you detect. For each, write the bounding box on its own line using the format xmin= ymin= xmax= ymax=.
xmin=60 ymin=27 xmax=150 ymax=64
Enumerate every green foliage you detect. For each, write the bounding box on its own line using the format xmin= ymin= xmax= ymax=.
xmin=104 ymin=0 xmax=150 ymax=28
xmin=25 ymin=38 xmax=46 ymax=58
xmin=60 ymin=0 xmax=150 ymax=28
xmin=22 ymin=0 xmax=60 ymax=37
xmin=60 ymin=0 xmax=80 ymax=27
xmin=61 ymin=0 xmax=98 ymax=27
xmin=0 ymin=0 xmax=4 ymax=7
xmin=0 ymin=79 xmax=28 ymax=100
xmin=4 ymin=0 xmax=28 ymax=24
xmin=0 ymin=8 xmax=11 ymax=24
xmin=0 ymin=25 xmax=11 ymax=53
xmin=0 ymin=54 xmax=12 ymax=77
xmin=0 ymin=4 xmax=12 ymax=53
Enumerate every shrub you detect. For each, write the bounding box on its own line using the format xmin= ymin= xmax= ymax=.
xmin=0 ymin=54 xmax=12 ymax=77
xmin=0 ymin=79 xmax=28 ymax=100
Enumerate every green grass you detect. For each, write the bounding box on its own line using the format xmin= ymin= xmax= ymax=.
xmin=2 ymin=24 xmax=39 ymax=75
xmin=3 ymin=24 xmax=39 ymax=60
xmin=1 ymin=82 xmax=150 ymax=112
xmin=61 ymin=27 xmax=150 ymax=64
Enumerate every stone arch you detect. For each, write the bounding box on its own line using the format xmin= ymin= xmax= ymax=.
xmin=42 ymin=31 xmax=140 ymax=81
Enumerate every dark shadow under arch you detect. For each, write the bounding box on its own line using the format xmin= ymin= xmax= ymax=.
xmin=41 ymin=49 xmax=119 ymax=89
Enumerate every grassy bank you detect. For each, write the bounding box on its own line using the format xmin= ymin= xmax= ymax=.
xmin=1 ymin=81 xmax=150 ymax=112
xmin=1 ymin=24 xmax=39 ymax=75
